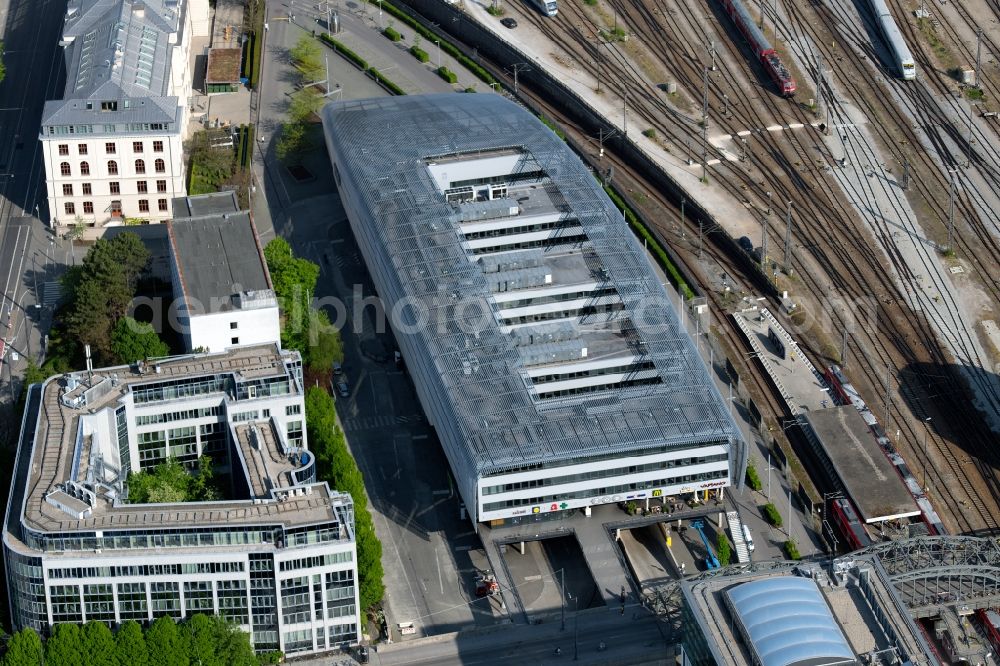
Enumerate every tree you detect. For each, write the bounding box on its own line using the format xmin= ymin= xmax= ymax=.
xmin=45 ymin=623 xmax=85 ymax=666
xmin=183 ymin=614 xmax=220 ymax=666
xmin=82 ymin=620 xmax=115 ymax=666
xmin=2 ymin=628 xmax=43 ymax=666
xmin=110 ymin=317 xmax=170 ymax=364
xmin=128 ymin=457 xmax=218 ymax=504
xmin=306 ymin=309 xmax=344 ymax=371
xmin=0 ymin=40 xmax=6 ymax=84
xmin=264 ymin=238 xmax=319 ymax=303
xmin=64 ymin=233 xmax=151 ymax=362
xmin=145 ymin=617 xmax=188 ymax=666
xmin=715 ymin=531 xmax=732 ymax=567
xmin=275 ymin=121 xmax=307 ymax=163
xmin=288 ymin=88 xmax=323 ymax=122
xmin=305 ymin=387 xmax=384 ymax=610
xmin=289 ymin=35 xmax=323 ymax=81
xmin=113 ymin=620 xmax=148 ymax=666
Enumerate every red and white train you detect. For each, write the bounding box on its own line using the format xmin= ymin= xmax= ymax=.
xmin=823 ymin=365 xmax=947 ymax=536
xmin=716 ymin=0 xmax=797 ymax=96
xmin=829 ymin=497 xmax=872 ymax=550
xmin=976 ymin=609 xmax=1000 ymax=654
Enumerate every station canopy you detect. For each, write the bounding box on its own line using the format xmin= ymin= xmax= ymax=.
xmin=726 ymin=577 xmax=855 ymax=666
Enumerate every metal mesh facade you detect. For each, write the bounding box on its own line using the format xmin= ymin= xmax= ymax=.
xmin=322 ymin=94 xmax=743 ymax=517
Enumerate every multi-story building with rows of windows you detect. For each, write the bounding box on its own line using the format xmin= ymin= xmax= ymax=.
xmin=40 ymin=0 xmax=209 ymax=227
xmin=322 ymin=94 xmax=746 ymax=528
xmin=2 ymin=344 xmax=362 ymax=656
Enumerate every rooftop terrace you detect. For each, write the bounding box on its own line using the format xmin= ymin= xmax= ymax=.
xmin=5 ymin=345 xmax=344 ymax=554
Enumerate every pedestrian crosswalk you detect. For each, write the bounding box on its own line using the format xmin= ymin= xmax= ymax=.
xmin=342 ymin=413 xmax=424 ymax=432
xmin=41 ymin=282 xmax=63 ymax=307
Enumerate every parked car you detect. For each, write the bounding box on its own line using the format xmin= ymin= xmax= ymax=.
xmin=500 ymin=17 xmax=518 ymax=28
xmin=333 ymin=361 xmax=343 ymax=376
xmin=336 ymin=380 xmax=350 ymax=398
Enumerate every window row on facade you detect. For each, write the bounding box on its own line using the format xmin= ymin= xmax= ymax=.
xmin=481 ymin=468 xmax=730 ymax=511
xmin=58 ymin=158 xmax=167 ymax=176
xmin=480 ymin=452 xmax=730 ymax=495
xmin=48 ymin=560 xmax=246 ymax=579
xmin=46 ymin=122 xmax=169 ymax=135
xmin=57 ymin=141 xmax=165 ymax=156
xmin=49 ymin=579 xmax=250 ymax=625
xmin=64 ymin=200 xmax=169 ymax=216
xmin=61 ymin=180 xmax=170 ymax=195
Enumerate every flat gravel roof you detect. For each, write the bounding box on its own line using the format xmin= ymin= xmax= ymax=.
xmin=802 ymin=406 xmax=919 ymax=523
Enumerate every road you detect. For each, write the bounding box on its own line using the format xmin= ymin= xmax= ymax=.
xmin=0 ymin=0 xmax=74 ymax=409
xmin=288 ymin=609 xmax=671 ymax=666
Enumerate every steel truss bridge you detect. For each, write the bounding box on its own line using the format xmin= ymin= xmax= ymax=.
xmin=644 ymin=535 xmax=1000 ymax=635
xmin=857 ymin=535 xmax=1000 ymax=618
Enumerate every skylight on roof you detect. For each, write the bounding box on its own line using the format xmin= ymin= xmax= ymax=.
xmin=134 ymin=27 xmax=158 ymax=88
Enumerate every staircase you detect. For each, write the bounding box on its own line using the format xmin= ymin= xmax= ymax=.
xmin=727 ymin=511 xmax=750 ymax=563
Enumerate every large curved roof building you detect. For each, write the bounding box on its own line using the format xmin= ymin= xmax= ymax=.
xmin=322 ymin=94 xmax=745 ymax=525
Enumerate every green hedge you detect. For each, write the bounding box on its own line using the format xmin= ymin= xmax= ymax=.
xmin=410 ymin=45 xmax=429 ymax=63
xmin=746 ymin=462 xmax=762 ymax=491
xmin=783 ymin=539 xmax=801 ymax=560
xmin=234 ymin=124 xmax=254 ymax=172
xmin=437 ymin=66 xmax=457 ymax=83
xmin=317 ymin=33 xmax=405 ymax=95
xmin=320 ymin=33 xmax=369 ymax=70
xmin=366 ymin=0 xmax=497 ymax=86
xmin=368 ymin=68 xmax=406 ymax=96
xmin=763 ymin=503 xmax=782 ymax=527
xmin=603 ymin=184 xmax=695 ymax=300
xmin=383 ymin=26 xmax=402 ymax=41
xmin=538 ymin=114 xmax=565 ymax=140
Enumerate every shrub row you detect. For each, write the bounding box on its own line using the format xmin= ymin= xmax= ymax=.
xmin=603 ymin=184 xmax=696 ymax=299
xmin=745 ymin=462 xmax=762 ymax=491
xmin=235 ymin=124 xmax=254 ymax=171
xmin=783 ymin=539 xmax=801 ymax=560
xmin=762 ymin=502 xmax=782 ymax=527
xmin=437 ymin=66 xmax=458 ymax=83
xmin=368 ymin=68 xmax=406 ymax=96
xmin=318 ymin=34 xmax=406 ymax=96
xmin=366 ymin=0 xmax=497 ymax=86
xmin=383 ymin=26 xmax=402 ymax=41
xmin=410 ymin=45 xmax=429 ymax=63
xmin=320 ymin=33 xmax=368 ymax=70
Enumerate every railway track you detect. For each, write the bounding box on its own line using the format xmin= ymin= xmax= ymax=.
xmin=779 ymin=0 xmax=1000 ymax=530
xmin=486 ymin=0 xmax=1000 ymax=532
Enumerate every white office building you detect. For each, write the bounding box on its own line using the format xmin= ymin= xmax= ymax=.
xmin=167 ymin=192 xmax=281 ymax=353
xmin=3 ymin=345 xmax=362 ymax=655
xmin=322 ymin=95 xmax=746 ymax=527
xmin=40 ymin=0 xmax=208 ymax=227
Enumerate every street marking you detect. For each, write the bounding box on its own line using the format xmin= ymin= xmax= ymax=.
xmin=432 ymin=489 xmax=450 ymax=496
xmin=413 ymin=434 xmax=429 ymax=440
xmin=523 ymin=575 xmax=542 ymax=581
xmin=454 ymin=545 xmax=472 ymax=551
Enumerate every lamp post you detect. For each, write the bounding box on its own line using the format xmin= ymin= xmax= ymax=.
xmin=434 ymin=40 xmax=441 ymax=69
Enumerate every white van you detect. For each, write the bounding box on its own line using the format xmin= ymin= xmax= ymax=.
xmin=741 ymin=524 xmax=755 ymax=552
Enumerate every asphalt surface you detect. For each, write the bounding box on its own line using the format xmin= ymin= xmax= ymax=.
xmin=0 ymin=0 xmax=75 ymax=405
xmin=251 ymin=11 xmax=509 ymax=642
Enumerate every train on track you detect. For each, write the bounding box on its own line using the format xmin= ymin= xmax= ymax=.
xmin=528 ymin=0 xmax=557 ymax=17
xmin=829 ymin=497 xmax=873 ymax=550
xmin=977 ymin=609 xmax=1000 ymax=654
xmin=716 ymin=0 xmax=796 ymax=96
xmin=823 ymin=365 xmax=946 ymax=536
xmin=865 ymin=0 xmax=916 ymax=79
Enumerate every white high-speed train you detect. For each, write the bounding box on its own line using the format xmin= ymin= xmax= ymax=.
xmin=867 ymin=0 xmax=916 ymax=80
